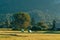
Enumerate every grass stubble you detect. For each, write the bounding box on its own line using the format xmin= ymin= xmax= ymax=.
xmin=0 ymin=31 xmax=60 ymax=40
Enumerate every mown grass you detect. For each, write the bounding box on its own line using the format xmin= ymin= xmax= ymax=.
xmin=0 ymin=31 xmax=60 ymax=40
xmin=0 ymin=34 xmax=60 ymax=40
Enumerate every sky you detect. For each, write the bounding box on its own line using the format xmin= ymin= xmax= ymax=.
xmin=0 ymin=0 xmax=60 ymax=22
xmin=0 ymin=0 xmax=60 ymax=14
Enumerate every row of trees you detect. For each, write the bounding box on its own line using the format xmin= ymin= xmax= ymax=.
xmin=0 ymin=12 xmax=56 ymax=32
xmin=12 ymin=12 xmax=56 ymax=32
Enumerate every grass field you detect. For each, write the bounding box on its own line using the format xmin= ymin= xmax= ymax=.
xmin=0 ymin=31 xmax=60 ymax=40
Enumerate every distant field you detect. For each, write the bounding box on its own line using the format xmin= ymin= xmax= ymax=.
xmin=0 ymin=31 xmax=60 ymax=40
xmin=0 ymin=28 xmax=12 ymax=31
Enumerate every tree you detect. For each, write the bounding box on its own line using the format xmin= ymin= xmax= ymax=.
xmin=4 ymin=14 xmax=12 ymax=28
xmin=31 ymin=18 xmax=35 ymax=25
xmin=51 ymin=20 xmax=56 ymax=31
xmin=13 ymin=12 xmax=31 ymax=32
xmin=37 ymin=21 xmax=48 ymax=30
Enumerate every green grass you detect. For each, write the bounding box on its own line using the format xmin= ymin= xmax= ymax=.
xmin=0 ymin=35 xmax=10 ymax=38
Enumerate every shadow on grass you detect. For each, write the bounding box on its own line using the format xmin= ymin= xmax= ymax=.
xmin=44 ymin=31 xmax=60 ymax=34
xmin=0 ymin=34 xmax=28 ymax=37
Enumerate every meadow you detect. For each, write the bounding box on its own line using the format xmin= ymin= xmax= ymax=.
xmin=0 ymin=31 xmax=60 ymax=40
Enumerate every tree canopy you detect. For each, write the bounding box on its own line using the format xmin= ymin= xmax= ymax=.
xmin=37 ymin=21 xmax=49 ymax=30
xmin=13 ymin=12 xmax=31 ymax=30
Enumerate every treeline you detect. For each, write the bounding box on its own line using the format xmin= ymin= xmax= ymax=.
xmin=0 ymin=12 xmax=56 ymax=32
